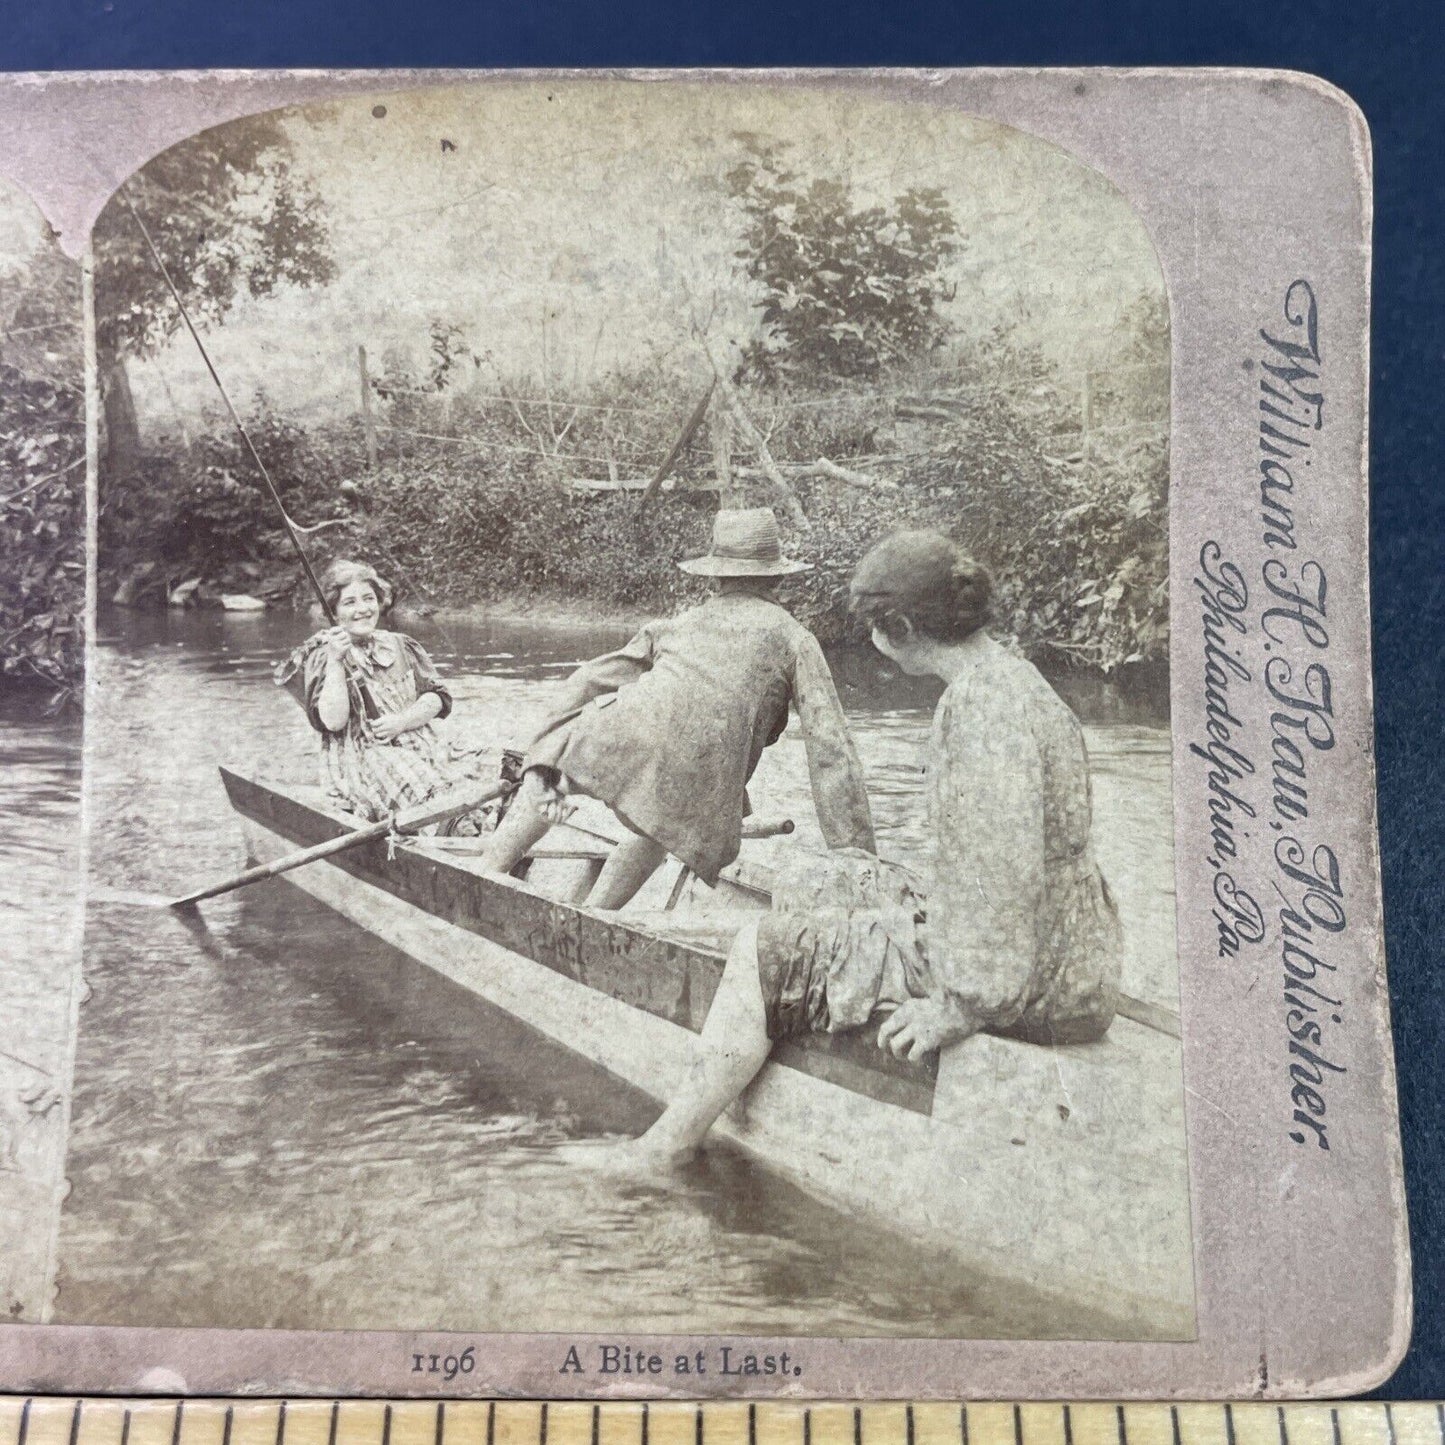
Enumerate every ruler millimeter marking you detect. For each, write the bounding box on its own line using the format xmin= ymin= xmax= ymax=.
xmin=0 ymin=1403 xmax=1443 ymax=1445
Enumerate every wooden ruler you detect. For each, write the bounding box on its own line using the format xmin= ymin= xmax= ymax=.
xmin=0 ymin=1401 xmax=1441 ymax=1445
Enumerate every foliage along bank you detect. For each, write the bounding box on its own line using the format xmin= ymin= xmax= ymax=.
xmin=98 ymin=352 xmax=1168 ymax=678
xmin=94 ymin=123 xmax=1167 ymax=680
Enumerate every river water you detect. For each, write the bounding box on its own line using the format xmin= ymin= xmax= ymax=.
xmin=0 ymin=692 xmax=82 ymax=1044
xmin=40 ymin=605 xmax=1176 ymax=1339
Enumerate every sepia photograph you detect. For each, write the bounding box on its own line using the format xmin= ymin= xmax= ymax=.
xmin=33 ymin=78 xmax=1194 ymax=1348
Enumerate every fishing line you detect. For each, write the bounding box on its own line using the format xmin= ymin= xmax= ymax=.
xmin=118 ymin=189 xmax=381 ymax=718
xmin=118 ymin=193 xmax=335 ymax=625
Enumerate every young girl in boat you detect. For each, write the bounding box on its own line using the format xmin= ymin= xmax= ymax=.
xmin=588 ymin=529 xmax=1123 ymax=1169
xmin=275 ymin=559 xmax=481 ymax=825
xmin=482 ymin=507 xmax=876 ymax=909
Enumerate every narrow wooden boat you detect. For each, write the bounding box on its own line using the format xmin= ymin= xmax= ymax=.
xmin=219 ymin=765 xmax=1195 ymax=1339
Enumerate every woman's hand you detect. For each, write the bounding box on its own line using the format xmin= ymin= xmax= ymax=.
xmin=323 ymin=626 xmax=354 ymax=663
xmin=876 ymin=996 xmax=975 ymax=1062
xmin=370 ymin=711 xmax=408 ymax=742
xmin=370 ymin=693 xmax=442 ymax=743
xmin=315 ymin=631 xmax=355 ymax=732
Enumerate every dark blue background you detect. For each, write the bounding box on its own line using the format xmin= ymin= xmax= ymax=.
xmin=2 ymin=0 xmax=1439 ymax=1399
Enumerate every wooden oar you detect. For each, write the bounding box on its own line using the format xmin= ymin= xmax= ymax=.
xmin=170 ymin=779 xmax=506 ymax=909
xmin=662 ymin=817 xmax=795 ymax=910
xmin=740 ymin=816 xmax=795 ymax=841
xmin=1115 ymin=991 xmax=1182 ymax=1040
xmin=556 ymin=812 xmax=793 ymax=851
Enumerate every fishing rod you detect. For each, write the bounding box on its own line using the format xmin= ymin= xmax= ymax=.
xmin=121 ymin=192 xmax=380 ymax=718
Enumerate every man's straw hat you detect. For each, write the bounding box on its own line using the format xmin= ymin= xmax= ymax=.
xmin=678 ymin=508 xmax=812 ymax=578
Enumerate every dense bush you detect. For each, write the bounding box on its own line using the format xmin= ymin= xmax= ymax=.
xmin=0 ymin=229 xmax=85 ymax=702
xmin=778 ymin=389 xmax=1168 ymax=673
xmin=100 ymin=409 xmax=372 ymax=601
xmin=0 ymin=364 xmax=85 ymax=700
xmin=343 ymin=459 xmax=715 ymax=616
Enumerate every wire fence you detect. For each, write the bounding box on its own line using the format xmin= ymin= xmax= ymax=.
xmin=163 ymin=352 xmax=1166 ymax=493
xmin=363 ymin=358 xmax=1168 ymax=482
xmin=371 ymin=423 xmax=671 ymax=471
xmin=374 ymin=359 xmax=1169 ymax=421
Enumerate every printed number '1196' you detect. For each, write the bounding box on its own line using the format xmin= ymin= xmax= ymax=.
xmin=412 ymin=1347 xmax=477 ymax=1381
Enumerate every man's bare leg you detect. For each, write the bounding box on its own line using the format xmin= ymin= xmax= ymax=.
xmin=480 ymin=772 xmax=554 ymax=875
xmin=585 ymin=831 xmax=668 ymax=909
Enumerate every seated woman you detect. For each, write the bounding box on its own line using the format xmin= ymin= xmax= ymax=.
xmin=482 ymin=507 xmax=876 ymax=909
xmin=275 ymin=559 xmax=479 ymax=824
xmin=596 ymin=529 xmax=1123 ymax=1169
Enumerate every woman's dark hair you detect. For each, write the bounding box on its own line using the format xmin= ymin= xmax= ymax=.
xmin=321 ymin=559 xmax=394 ymax=617
xmin=849 ymin=530 xmax=993 ymax=644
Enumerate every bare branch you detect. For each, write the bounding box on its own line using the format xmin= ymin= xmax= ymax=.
xmin=638 ymin=381 xmax=715 ymax=515
xmin=0 ymin=454 xmax=84 ymax=509
xmin=736 ymin=457 xmax=895 ymax=491
xmin=694 ymin=330 xmax=809 ymax=530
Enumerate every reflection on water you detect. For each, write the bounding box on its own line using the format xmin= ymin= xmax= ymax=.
xmin=0 ymin=689 xmax=82 ymax=984
xmin=48 ymin=605 xmax=1176 ymax=1337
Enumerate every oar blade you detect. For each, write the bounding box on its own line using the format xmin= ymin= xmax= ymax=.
xmin=85 ymin=886 xmax=179 ymax=909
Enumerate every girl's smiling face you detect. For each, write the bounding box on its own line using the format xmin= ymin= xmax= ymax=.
xmin=336 ymin=580 xmax=381 ymax=639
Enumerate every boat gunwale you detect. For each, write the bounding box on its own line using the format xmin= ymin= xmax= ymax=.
xmin=219 ymin=766 xmax=940 ymax=1115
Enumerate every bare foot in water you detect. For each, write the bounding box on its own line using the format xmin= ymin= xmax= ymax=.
xmin=554 ymin=1136 xmax=696 ymax=1177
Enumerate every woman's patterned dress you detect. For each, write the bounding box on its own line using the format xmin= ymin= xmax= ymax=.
xmin=758 ymin=645 xmax=1122 ymax=1046
xmin=276 ymin=629 xmax=479 ymax=822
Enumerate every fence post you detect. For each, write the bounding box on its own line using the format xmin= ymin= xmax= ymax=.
xmin=357 ymin=344 xmax=378 ymax=470
xmin=638 ymin=380 xmax=714 ymax=516
xmin=710 ymin=404 xmax=734 ymax=505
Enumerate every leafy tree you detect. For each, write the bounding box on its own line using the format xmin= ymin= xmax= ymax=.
xmin=724 ymin=135 xmax=961 ymax=384
xmin=94 ymin=112 xmax=334 ymax=470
